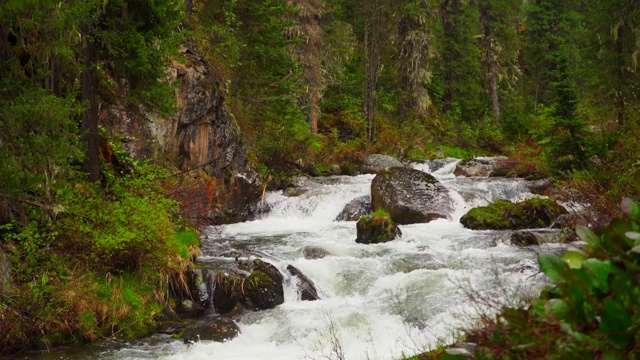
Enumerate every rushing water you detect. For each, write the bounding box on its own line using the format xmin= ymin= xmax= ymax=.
xmin=22 ymin=158 xmax=566 ymax=360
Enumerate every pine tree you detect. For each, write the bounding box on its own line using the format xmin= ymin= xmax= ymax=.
xmin=440 ymin=0 xmax=485 ymax=122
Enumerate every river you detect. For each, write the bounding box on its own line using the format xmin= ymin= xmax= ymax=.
xmin=21 ymin=158 xmax=563 ymax=360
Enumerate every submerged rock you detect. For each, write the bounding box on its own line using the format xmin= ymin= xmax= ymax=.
xmin=371 ymin=167 xmax=453 ymax=224
xmin=287 ymin=265 xmax=320 ymax=301
xmin=460 ymin=198 xmax=568 ymax=230
xmin=362 ymin=154 xmax=404 ymax=174
xmin=335 ymin=195 xmax=371 ymax=221
xmin=301 ymin=246 xmax=331 ymax=260
xmin=355 ymin=214 xmax=402 ymax=244
xmin=182 ymin=317 xmax=240 ymax=343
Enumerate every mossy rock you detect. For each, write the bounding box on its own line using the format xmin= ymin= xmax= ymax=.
xmin=212 ymin=271 xmax=244 ymax=314
xmin=460 ymin=198 xmax=568 ymax=230
xmin=241 ymin=270 xmax=284 ymax=310
xmin=355 ymin=214 xmax=402 ymax=244
xmin=371 ymin=167 xmax=453 ymax=224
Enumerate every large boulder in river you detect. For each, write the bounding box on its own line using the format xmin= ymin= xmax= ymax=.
xmin=362 ymin=154 xmax=404 ymax=174
xmin=460 ymin=198 xmax=568 ymax=230
xmin=355 ymin=213 xmax=402 ymax=244
xmin=212 ymin=259 xmax=284 ymax=314
xmin=371 ymin=167 xmax=453 ymax=224
xmin=335 ymin=195 xmax=372 ymax=221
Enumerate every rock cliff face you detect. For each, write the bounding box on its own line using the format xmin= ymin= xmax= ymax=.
xmin=100 ymin=47 xmax=261 ymax=224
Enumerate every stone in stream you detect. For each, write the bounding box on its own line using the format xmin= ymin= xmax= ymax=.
xmin=182 ymin=317 xmax=240 ymax=343
xmin=454 ymin=158 xmax=496 ymax=177
xmin=335 ymin=195 xmax=371 ymax=221
xmin=371 ymin=167 xmax=453 ymax=224
xmin=355 ymin=214 xmax=402 ymax=244
xmin=301 ymin=246 xmax=331 ymax=259
xmin=212 ymin=258 xmax=285 ymax=314
xmin=362 ymin=154 xmax=404 ymax=174
xmin=460 ymin=198 xmax=568 ymax=230
xmin=287 ymin=265 xmax=320 ymax=301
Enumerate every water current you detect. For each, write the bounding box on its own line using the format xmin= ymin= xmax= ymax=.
xmin=22 ymin=158 xmax=566 ymax=360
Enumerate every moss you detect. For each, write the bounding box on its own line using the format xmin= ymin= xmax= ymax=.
xmin=460 ymin=198 xmax=567 ymax=230
xmin=245 ymin=271 xmax=275 ymax=288
xmin=356 ymin=214 xmax=402 ymax=244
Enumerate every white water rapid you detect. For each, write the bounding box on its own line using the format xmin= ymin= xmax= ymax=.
xmin=30 ymin=159 xmax=567 ymax=360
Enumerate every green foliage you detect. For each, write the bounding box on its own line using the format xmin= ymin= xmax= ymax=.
xmin=372 ymin=208 xmax=391 ymax=218
xmin=97 ymin=0 xmax=184 ymax=114
xmin=58 ymin=162 xmax=180 ymax=272
xmin=0 ymin=86 xmax=83 ymax=198
xmin=440 ymin=0 xmax=486 ymax=121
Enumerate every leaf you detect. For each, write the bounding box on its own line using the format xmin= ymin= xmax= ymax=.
xmin=539 ymin=253 xmax=568 ymax=283
xmin=582 ymin=259 xmax=613 ymax=291
xmin=600 ymin=299 xmax=632 ymax=349
xmin=546 ymin=298 xmax=570 ymax=319
xmin=576 ymin=227 xmax=599 ymax=247
xmin=562 ymin=250 xmax=587 ymax=269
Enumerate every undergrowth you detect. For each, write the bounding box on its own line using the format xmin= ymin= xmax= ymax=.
xmin=0 ymin=155 xmax=198 ymax=354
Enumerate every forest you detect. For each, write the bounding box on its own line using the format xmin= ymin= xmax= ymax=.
xmin=1 ymin=0 xmax=640 ymax=357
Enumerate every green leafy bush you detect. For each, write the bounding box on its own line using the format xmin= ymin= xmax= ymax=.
xmin=58 ymin=162 xmax=181 ymax=272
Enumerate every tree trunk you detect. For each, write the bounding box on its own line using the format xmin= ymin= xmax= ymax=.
xmin=81 ymin=27 xmax=100 ymax=182
xmin=489 ymin=61 xmax=500 ymax=120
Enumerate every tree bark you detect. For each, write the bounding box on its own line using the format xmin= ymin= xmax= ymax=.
xmin=81 ymin=27 xmax=100 ymax=182
xmin=489 ymin=60 xmax=500 ymax=120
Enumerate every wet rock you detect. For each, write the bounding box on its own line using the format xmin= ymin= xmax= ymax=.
xmin=489 ymin=159 xmax=545 ymax=179
xmin=362 ymin=154 xmax=404 ymax=174
xmin=301 ymin=246 xmax=331 ymax=260
xmin=529 ymin=178 xmax=554 ymax=195
xmin=212 ymin=272 xmax=244 ymax=314
xmin=460 ymin=198 xmax=568 ymax=230
xmin=335 ymin=195 xmax=371 ymax=221
xmin=241 ymin=269 xmax=284 ymax=310
xmin=328 ymin=164 xmax=342 ymax=175
xmin=510 ymin=231 xmax=540 ymax=246
xmin=454 ymin=158 xmax=494 ymax=177
xmin=212 ymin=258 xmax=285 ymax=314
xmin=355 ymin=214 xmax=402 ymax=244
xmin=284 ymin=187 xmax=307 ymax=197
xmin=182 ymin=317 xmax=240 ymax=343
xmin=287 ymin=265 xmax=320 ymax=301
xmin=371 ymin=167 xmax=453 ymax=224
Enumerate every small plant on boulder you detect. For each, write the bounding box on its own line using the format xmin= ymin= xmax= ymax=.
xmin=355 ymin=208 xmax=402 ymax=244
